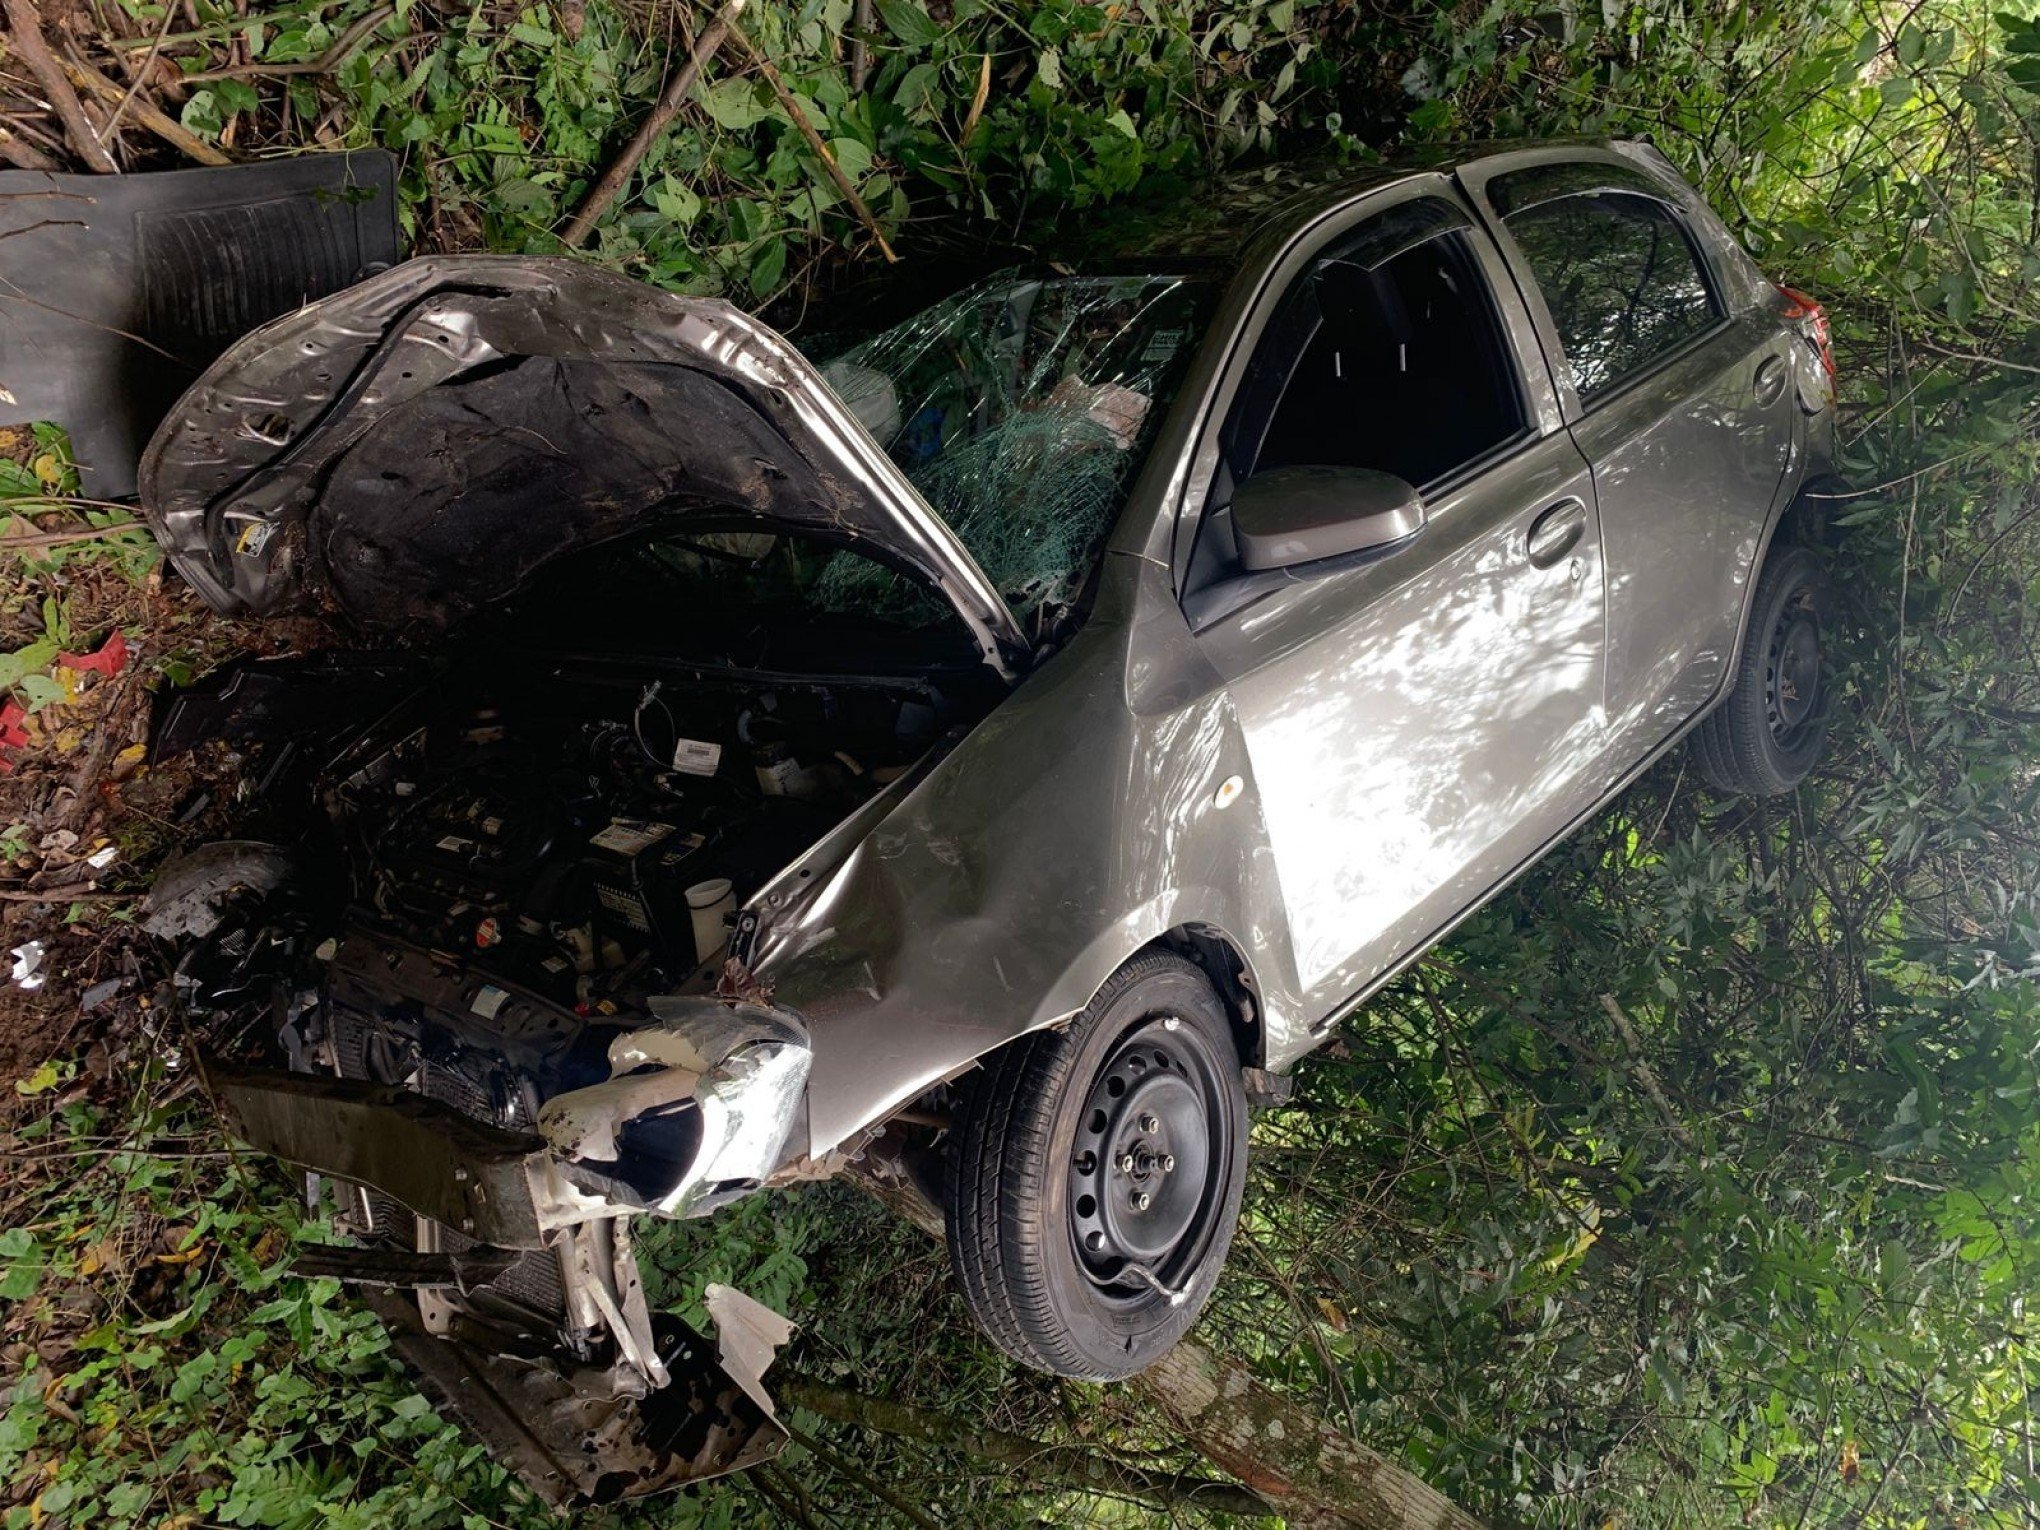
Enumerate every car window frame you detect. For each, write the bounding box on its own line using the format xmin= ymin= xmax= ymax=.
xmin=1458 ymin=151 xmax=1737 ymax=422
xmin=1168 ymin=173 xmax=1567 ymax=621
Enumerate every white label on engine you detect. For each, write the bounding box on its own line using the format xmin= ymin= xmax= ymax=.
xmin=670 ymin=737 xmax=723 ymax=777
xmin=590 ymin=818 xmax=675 ymax=855
xmin=470 ymin=984 xmax=510 ymax=1019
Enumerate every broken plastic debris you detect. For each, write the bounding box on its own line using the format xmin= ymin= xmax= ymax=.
xmin=58 ymin=630 xmax=128 ymax=678
xmin=703 ymin=1283 xmax=795 ymax=1420
xmin=81 ymin=977 xmax=122 ymax=1012
xmin=85 ymin=845 xmax=117 ymax=870
xmin=9 ymin=941 xmax=45 ymax=991
xmin=0 ymin=700 xmax=28 ymax=774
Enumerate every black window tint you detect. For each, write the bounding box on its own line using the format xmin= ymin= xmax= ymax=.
xmin=1226 ymin=210 xmax=1525 ymax=491
xmin=1501 ymin=190 xmax=1720 ymax=401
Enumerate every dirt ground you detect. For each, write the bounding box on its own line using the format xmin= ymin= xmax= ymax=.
xmin=0 ymin=524 xmax=333 ymax=1090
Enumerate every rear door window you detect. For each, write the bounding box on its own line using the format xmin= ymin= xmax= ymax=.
xmin=1494 ymin=184 xmax=1722 ymax=402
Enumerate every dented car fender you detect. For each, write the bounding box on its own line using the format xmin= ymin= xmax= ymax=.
xmin=738 ymin=553 xmax=1311 ymax=1156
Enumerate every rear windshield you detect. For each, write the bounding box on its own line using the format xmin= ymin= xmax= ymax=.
xmin=820 ymin=271 xmax=1217 ymax=619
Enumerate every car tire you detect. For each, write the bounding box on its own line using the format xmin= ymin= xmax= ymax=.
xmin=947 ymin=951 xmax=1247 ymax=1380
xmin=1691 ymin=544 xmax=1833 ymax=797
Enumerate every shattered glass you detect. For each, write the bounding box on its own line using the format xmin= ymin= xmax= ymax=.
xmin=818 ymin=272 xmax=1217 ymax=624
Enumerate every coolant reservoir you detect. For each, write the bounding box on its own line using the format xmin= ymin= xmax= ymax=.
xmin=686 ymin=878 xmax=737 ymax=964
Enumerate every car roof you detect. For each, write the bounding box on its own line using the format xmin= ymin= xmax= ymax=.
xmin=1082 ymin=137 xmax=1644 ymax=267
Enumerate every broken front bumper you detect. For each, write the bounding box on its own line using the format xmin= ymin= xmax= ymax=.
xmin=201 ymin=993 xmax=816 ymax=1506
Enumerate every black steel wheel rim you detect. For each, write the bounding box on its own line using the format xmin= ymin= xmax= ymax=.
xmin=1066 ymin=1015 xmax=1230 ymax=1301
xmin=1765 ymin=583 xmax=1823 ymax=750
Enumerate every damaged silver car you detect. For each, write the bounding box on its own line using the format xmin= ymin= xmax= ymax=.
xmin=140 ymin=141 xmax=1838 ymax=1503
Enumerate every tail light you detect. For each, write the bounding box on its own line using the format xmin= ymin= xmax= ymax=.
xmin=1776 ymin=284 xmax=1834 ymax=383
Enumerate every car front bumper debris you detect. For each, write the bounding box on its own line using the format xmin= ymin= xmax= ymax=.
xmin=200 ymin=995 xmax=813 ymax=1506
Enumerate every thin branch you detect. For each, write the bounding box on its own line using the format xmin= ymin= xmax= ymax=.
xmin=1598 ymin=994 xmax=1697 ymax=1151
xmin=560 ymin=0 xmax=739 ymax=248
xmin=0 ymin=122 xmax=60 ymax=171
xmin=174 ymin=3 xmax=392 ymax=83
xmin=777 ymin=1375 xmax=1276 ymax=1520
xmin=1 ymin=522 xmax=146 ymax=552
xmin=724 ymin=13 xmax=897 ymax=263
xmin=1 ymin=0 xmax=118 ymax=171
xmin=60 ymin=53 xmax=229 ymax=167
xmin=105 ymin=0 xmax=177 ymax=141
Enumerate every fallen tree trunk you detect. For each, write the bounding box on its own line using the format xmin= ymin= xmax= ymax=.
xmin=777 ymin=1373 xmax=1276 ymax=1519
xmin=849 ymin=1160 xmax=1486 ymax=1529
xmin=1132 ymin=1340 xmax=1486 ymax=1530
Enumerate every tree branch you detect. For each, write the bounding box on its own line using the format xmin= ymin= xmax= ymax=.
xmin=1 ymin=0 xmax=117 ymax=171
xmin=777 ymin=1373 xmax=1276 ymax=1520
xmin=724 ymin=13 xmax=896 ymax=263
xmin=1133 ymin=1341 xmax=1488 ymax=1530
xmin=561 ymin=0 xmax=739 ymax=248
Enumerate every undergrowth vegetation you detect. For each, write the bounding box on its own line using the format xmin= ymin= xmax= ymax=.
xmin=3 ymin=0 xmax=2039 ymax=1525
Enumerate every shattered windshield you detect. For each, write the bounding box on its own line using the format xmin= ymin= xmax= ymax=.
xmin=817 ymin=270 xmax=1217 ymax=622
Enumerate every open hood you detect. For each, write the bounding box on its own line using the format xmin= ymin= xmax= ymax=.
xmin=137 ymin=256 xmax=1028 ymax=677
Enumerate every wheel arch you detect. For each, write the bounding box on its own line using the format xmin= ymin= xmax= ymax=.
xmin=1727 ymin=472 xmax=1846 ymax=679
xmin=1150 ymin=923 xmax=1266 ymax=1068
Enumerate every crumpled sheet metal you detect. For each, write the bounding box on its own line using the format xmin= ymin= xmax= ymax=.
xmin=743 ymin=552 xmax=1312 ymax=1154
xmin=137 ymin=255 xmax=1027 ymax=677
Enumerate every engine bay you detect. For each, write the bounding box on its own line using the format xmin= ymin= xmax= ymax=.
xmin=324 ymin=659 xmax=955 ymax=1011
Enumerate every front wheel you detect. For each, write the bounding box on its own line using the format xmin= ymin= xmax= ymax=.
xmin=947 ymin=952 xmax=1247 ymax=1380
xmin=1691 ymin=544 xmax=1833 ymax=797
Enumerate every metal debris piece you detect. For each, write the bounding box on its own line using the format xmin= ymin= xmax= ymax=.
xmin=8 ymin=941 xmax=45 ymax=991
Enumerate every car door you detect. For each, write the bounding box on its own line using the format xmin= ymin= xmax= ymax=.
xmin=1180 ymin=181 xmax=1610 ymax=1019
xmin=1457 ymin=150 xmax=1802 ymax=756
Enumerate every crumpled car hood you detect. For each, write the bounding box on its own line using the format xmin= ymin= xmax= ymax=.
xmin=137 ymin=255 xmax=1027 ymax=675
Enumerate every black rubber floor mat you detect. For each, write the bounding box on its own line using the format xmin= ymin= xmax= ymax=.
xmin=0 ymin=151 xmax=399 ymax=496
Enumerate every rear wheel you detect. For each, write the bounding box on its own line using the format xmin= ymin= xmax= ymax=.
xmin=1691 ymin=544 xmax=1832 ymax=797
xmin=947 ymin=952 xmax=1247 ymax=1379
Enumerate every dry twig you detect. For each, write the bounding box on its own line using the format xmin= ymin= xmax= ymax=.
xmin=1 ymin=0 xmax=118 ymax=171
xmin=60 ymin=53 xmax=229 ymax=166
xmin=560 ymin=0 xmax=741 ymax=248
xmin=726 ymin=12 xmax=897 ymax=263
xmin=0 ymin=122 xmax=60 ymax=171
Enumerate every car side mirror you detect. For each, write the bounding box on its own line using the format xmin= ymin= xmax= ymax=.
xmin=1231 ymin=465 xmax=1426 ymax=572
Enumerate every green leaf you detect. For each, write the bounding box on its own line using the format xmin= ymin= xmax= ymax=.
xmin=0 ymin=1230 xmax=41 ymax=1300
xmin=749 ymin=236 xmax=788 ymax=297
xmin=874 ymin=0 xmax=943 ymax=47
xmin=0 ymin=638 xmax=56 ymax=692
xmin=698 ymin=78 xmax=772 ymax=130
xmin=212 ymin=78 xmax=261 ymax=117
xmin=829 ymin=136 xmax=873 ymax=183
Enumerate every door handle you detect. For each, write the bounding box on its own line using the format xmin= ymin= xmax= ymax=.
xmin=1754 ymin=353 xmax=1787 ymax=406
xmin=1525 ymin=498 xmax=1587 ymax=569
